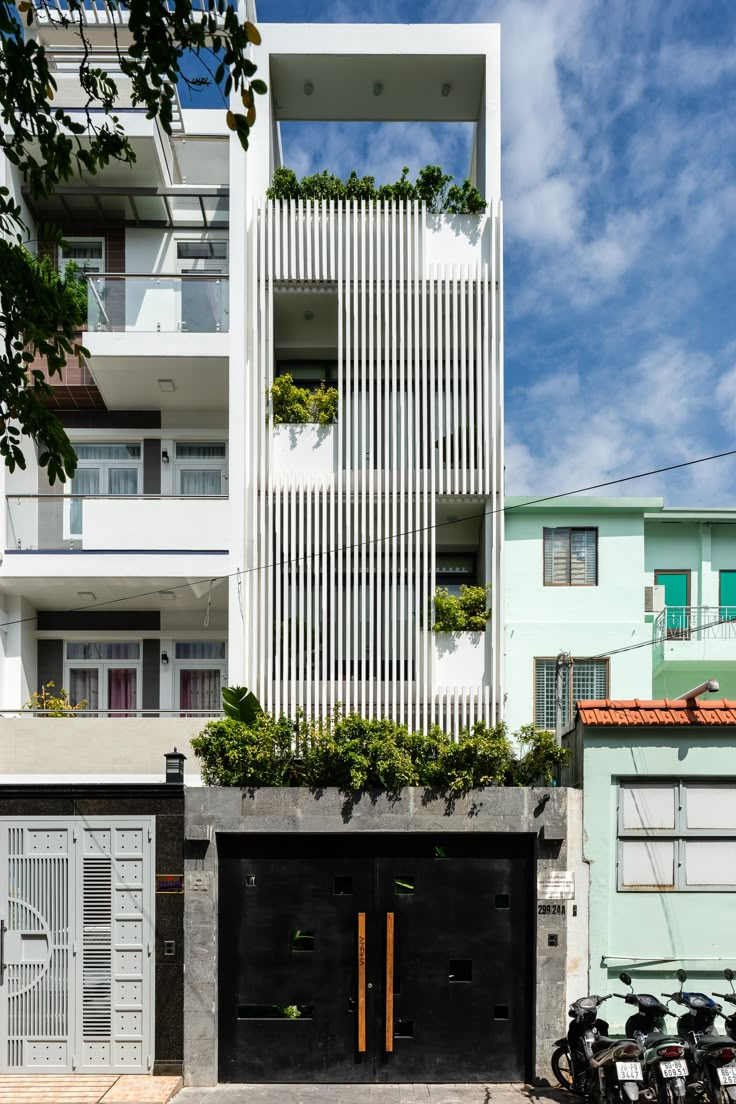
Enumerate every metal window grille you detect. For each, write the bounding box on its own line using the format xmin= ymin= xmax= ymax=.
xmin=534 ymin=658 xmax=608 ymax=729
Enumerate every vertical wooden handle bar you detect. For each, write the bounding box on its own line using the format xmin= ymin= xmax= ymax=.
xmin=385 ymin=912 xmax=394 ymax=1052
xmin=357 ymin=912 xmax=366 ymax=1052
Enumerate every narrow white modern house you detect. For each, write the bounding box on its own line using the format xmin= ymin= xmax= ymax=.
xmin=232 ymin=23 xmax=504 ymax=732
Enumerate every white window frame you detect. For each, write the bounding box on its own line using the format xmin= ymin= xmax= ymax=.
xmin=58 ymin=237 xmax=105 ymax=278
xmin=173 ymin=641 xmax=226 ymax=712
xmin=173 ymin=441 xmax=228 ymax=497
xmin=64 ymin=640 xmax=142 ymax=715
xmin=617 ymin=780 xmax=736 ymax=892
xmin=65 ymin=442 xmax=143 ymax=539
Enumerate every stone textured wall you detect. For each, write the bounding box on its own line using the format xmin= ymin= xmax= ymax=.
xmin=183 ymin=785 xmax=577 ymax=1086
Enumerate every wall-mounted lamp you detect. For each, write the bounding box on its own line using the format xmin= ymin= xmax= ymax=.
xmin=165 ymin=747 xmax=186 ymax=784
xmin=441 ymin=82 xmax=452 ymax=97
xmin=373 ymin=82 xmax=383 ymax=97
xmin=161 ymin=651 xmax=169 ymax=666
xmin=161 ymin=448 xmax=170 ymax=464
xmin=303 ymin=80 xmax=314 ymax=96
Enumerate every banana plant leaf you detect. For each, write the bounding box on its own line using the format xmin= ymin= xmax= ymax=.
xmin=221 ymin=685 xmax=262 ymax=724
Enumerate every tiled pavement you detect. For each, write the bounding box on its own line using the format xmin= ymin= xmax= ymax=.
xmin=174 ymin=1083 xmax=567 ymax=1104
xmin=0 ymin=1074 xmax=182 ymax=1104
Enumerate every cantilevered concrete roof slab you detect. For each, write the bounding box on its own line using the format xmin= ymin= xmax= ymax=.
xmin=262 ymin=23 xmax=496 ymax=123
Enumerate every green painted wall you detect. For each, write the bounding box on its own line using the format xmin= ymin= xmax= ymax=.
xmin=581 ymin=727 xmax=736 ymax=1030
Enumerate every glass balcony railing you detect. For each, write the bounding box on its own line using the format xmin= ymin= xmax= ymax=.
xmin=87 ymin=274 xmax=229 ymax=334
xmin=6 ymin=494 xmax=229 ymax=552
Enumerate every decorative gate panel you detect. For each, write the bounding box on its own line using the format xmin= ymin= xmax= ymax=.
xmin=0 ymin=818 xmax=154 ymax=1074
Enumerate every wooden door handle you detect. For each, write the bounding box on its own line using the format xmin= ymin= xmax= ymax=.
xmin=358 ymin=912 xmax=366 ymax=1052
xmin=385 ymin=912 xmax=394 ymax=1051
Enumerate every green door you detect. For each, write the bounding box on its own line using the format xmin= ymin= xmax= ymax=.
xmin=655 ymin=571 xmax=690 ymax=638
xmin=720 ymin=571 xmax=736 ymax=622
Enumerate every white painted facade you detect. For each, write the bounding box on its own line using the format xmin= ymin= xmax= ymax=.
xmin=0 ymin=18 xmax=504 ymax=735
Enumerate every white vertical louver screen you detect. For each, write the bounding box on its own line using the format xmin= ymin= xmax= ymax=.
xmin=82 ymin=857 xmax=113 ymax=1040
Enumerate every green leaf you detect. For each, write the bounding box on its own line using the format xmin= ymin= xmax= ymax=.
xmin=221 ymin=685 xmax=262 ymax=724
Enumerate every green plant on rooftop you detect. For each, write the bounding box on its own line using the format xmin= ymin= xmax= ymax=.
xmin=267 ymin=164 xmax=486 ymax=214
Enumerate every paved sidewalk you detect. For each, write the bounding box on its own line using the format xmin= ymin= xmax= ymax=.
xmin=0 ymin=1074 xmax=182 ymax=1104
xmin=175 ymin=1083 xmax=566 ymax=1104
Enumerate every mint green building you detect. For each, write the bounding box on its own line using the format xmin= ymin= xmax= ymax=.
xmin=504 ymin=497 xmax=736 ymax=733
xmin=566 ymin=699 xmax=736 ymax=1032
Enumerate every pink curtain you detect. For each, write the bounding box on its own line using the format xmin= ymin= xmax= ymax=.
xmin=108 ymin=668 xmax=136 ymax=716
xmin=180 ymin=669 xmax=221 ymax=715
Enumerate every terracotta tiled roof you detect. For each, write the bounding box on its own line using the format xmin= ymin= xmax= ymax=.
xmin=576 ymin=699 xmax=736 ymax=726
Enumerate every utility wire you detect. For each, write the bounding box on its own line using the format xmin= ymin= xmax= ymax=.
xmin=0 ymin=444 xmax=735 ymax=634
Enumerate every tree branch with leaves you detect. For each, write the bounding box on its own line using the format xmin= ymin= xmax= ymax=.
xmin=0 ymin=0 xmax=264 ymax=481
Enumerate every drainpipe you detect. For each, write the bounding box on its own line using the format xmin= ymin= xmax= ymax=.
xmin=555 ymin=651 xmax=573 ymax=746
xmin=675 ymin=678 xmax=719 ymax=706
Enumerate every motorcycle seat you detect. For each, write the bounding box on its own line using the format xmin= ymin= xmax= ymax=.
xmin=697 ymin=1035 xmax=736 ymax=1050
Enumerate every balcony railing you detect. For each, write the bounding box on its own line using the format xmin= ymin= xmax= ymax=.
xmin=653 ymin=605 xmax=736 ymax=669
xmin=87 ymin=273 xmax=229 ymax=334
xmin=655 ymin=606 xmax=736 ymax=642
xmin=6 ymin=494 xmax=229 ymax=553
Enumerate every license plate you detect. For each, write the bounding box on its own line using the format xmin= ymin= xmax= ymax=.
xmin=718 ymin=1068 xmax=736 ymax=1086
xmin=660 ymin=1060 xmax=688 ymax=1078
xmin=616 ymin=1062 xmax=643 ymax=1081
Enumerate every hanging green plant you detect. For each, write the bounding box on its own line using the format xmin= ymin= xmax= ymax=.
xmin=270 ymin=373 xmax=338 ymax=425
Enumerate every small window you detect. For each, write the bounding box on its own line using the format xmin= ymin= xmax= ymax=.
xmin=621 ymin=784 xmax=676 ymax=832
xmin=175 ymin=642 xmax=226 ymax=660
xmin=543 ymin=527 xmax=598 ymax=586
xmin=58 ymin=238 xmax=105 ymax=278
xmin=176 ymin=241 xmax=228 ymax=260
xmin=534 ymin=657 xmax=609 ymax=730
xmin=175 ymin=443 xmax=226 ymax=459
xmin=66 ymin=642 xmax=140 ymax=661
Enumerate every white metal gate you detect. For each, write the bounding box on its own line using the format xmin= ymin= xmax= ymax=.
xmin=0 ymin=817 xmax=154 ymax=1073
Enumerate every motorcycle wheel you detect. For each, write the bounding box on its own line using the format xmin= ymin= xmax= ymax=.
xmin=657 ymin=1079 xmax=675 ymax=1104
xmin=552 ymin=1045 xmax=576 ymax=1092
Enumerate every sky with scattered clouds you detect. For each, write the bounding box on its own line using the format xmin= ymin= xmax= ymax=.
xmin=188 ymin=0 xmax=736 ymax=504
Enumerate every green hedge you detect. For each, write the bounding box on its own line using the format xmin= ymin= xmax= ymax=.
xmin=191 ymin=713 xmax=567 ymax=794
xmin=266 ymin=164 xmax=486 ymax=215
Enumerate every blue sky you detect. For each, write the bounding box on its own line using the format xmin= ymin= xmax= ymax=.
xmin=185 ymin=0 xmax=736 ymax=504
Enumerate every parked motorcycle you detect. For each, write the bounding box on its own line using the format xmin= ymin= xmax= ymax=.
xmin=552 ymin=992 xmax=646 ymax=1102
xmin=662 ymin=969 xmax=736 ymax=1104
xmin=616 ymin=971 xmax=688 ymax=1104
xmin=710 ymin=970 xmax=736 ymax=1102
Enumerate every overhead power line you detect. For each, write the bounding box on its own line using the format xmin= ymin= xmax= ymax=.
xmin=0 ymin=443 xmax=734 ymax=634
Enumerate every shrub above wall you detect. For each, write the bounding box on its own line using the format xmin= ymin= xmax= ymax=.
xmin=191 ymin=711 xmax=567 ymax=793
xmin=266 ymin=164 xmax=487 ymax=215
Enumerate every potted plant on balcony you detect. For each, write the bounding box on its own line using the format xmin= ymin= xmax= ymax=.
xmin=270 ymin=372 xmax=338 ymax=479
xmin=433 ymin=584 xmax=491 ymax=686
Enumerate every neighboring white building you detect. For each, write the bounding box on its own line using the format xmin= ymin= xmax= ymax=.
xmin=504 ymin=495 xmax=736 ymax=733
xmin=0 ymin=18 xmax=504 ymax=733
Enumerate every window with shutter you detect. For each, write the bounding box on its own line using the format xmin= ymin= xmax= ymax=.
xmin=618 ymin=782 xmax=736 ymax=891
xmin=543 ymin=527 xmax=598 ymax=586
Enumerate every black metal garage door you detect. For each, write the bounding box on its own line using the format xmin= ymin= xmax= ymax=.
xmin=218 ymin=832 xmax=534 ymax=1083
